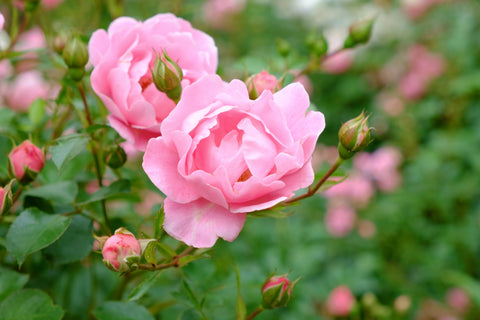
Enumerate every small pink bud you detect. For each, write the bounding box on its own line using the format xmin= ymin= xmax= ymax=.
xmin=0 ymin=186 xmax=13 ymax=215
xmin=446 ymin=287 xmax=470 ymax=313
xmin=8 ymin=140 xmax=45 ymax=184
xmin=246 ymin=71 xmax=279 ymax=99
xmin=326 ymin=285 xmax=356 ymax=317
xmin=102 ymin=228 xmax=141 ymax=273
xmin=338 ymin=112 xmax=373 ymax=160
xmin=261 ymin=274 xmax=298 ymax=309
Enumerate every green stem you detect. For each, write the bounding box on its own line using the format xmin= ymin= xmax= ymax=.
xmin=282 ymin=157 xmax=344 ymax=205
xmin=245 ymin=306 xmax=264 ymax=320
xmin=138 ymin=247 xmax=194 ymax=271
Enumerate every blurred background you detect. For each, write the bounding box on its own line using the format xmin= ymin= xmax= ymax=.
xmin=1 ymin=0 xmax=479 ymax=319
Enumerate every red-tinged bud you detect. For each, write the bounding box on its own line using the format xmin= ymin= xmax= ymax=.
xmin=326 ymin=285 xmax=356 ymax=317
xmin=261 ymin=274 xmax=299 ymax=309
xmin=0 ymin=185 xmax=12 ymax=215
xmin=338 ymin=112 xmax=373 ymax=160
xmin=8 ymin=140 xmax=45 ymax=184
xmin=53 ymin=31 xmax=69 ymax=55
xmin=246 ymin=71 xmax=279 ymax=99
xmin=344 ymin=18 xmax=375 ymax=49
xmin=151 ymin=50 xmax=183 ymax=103
xmin=104 ymin=145 xmax=127 ymax=169
xmin=102 ymin=228 xmax=141 ymax=273
xmin=63 ymin=35 xmax=88 ymax=81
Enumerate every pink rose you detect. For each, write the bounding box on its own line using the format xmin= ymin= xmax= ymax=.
xmin=89 ymin=13 xmax=218 ymax=151
xmin=2 ymin=71 xmax=54 ymax=112
xmin=324 ymin=174 xmax=374 ymax=207
xmin=446 ymin=287 xmax=470 ymax=313
xmin=322 ymin=50 xmax=354 ymax=74
xmin=8 ymin=140 xmax=45 ymax=181
xmin=325 ymin=203 xmax=356 ymax=237
xmin=0 ymin=13 xmax=4 ymax=31
xmin=326 ymin=285 xmax=356 ymax=316
xmin=143 ymin=75 xmax=325 ymax=247
xmin=247 ymin=70 xmax=279 ymax=98
xmin=203 ymin=0 xmax=245 ymax=29
xmin=102 ymin=228 xmax=141 ymax=272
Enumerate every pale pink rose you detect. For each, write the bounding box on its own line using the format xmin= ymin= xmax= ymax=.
xmin=376 ymin=92 xmax=405 ymax=116
xmin=3 ymin=71 xmax=52 ymax=112
xmin=143 ymin=75 xmax=325 ymax=247
xmin=322 ymin=50 xmax=354 ymax=74
xmin=326 ymin=285 xmax=355 ymax=316
xmin=324 ymin=174 xmax=374 ymax=207
xmin=0 ymin=13 xmax=4 ymax=31
xmin=247 ymin=70 xmax=279 ymax=97
xmin=399 ymin=71 xmax=426 ymax=101
xmin=409 ymin=45 xmax=445 ymax=81
xmin=0 ymin=60 xmax=13 ymax=78
xmin=8 ymin=140 xmax=45 ymax=180
xmin=291 ymin=69 xmax=313 ymax=95
xmin=203 ymin=0 xmax=245 ymax=29
xmin=14 ymin=27 xmax=47 ymax=71
xmin=354 ymin=147 xmax=402 ymax=192
xmin=325 ymin=203 xmax=356 ymax=237
xmin=89 ymin=13 xmax=218 ymax=151
xmin=102 ymin=230 xmax=141 ymax=272
xmin=42 ymin=0 xmax=64 ymax=9
xmin=402 ymin=0 xmax=436 ymax=19
xmin=446 ymin=288 xmax=470 ymax=313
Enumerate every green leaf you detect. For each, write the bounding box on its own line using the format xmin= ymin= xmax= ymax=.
xmin=143 ymin=241 xmax=159 ymax=265
xmin=24 ymin=181 xmax=78 ymax=204
xmin=0 ymin=266 xmax=29 ymax=301
xmin=182 ymin=279 xmax=202 ymax=310
xmin=127 ymin=270 xmax=165 ymax=302
xmin=250 ymin=206 xmax=294 ymax=219
xmin=93 ymin=301 xmax=155 ymax=320
xmin=44 ymin=215 xmax=93 ymax=265
xmin=177 ymin=255 xmax=206 ymax=268
xmin=154 ymin=205 xmax=165 ymax=239
xmin=0 ymin=289 xmax=64 ymax=320
xmin=234 ymin=265 xmax=246 ymax=320
xmin=28 ymin=98 xmax=46 ymax=126
xmin=78 ymin=179 xmax=131 ymax=205
xmin=50 ymin=134 xmax=89 ymax=171
xmin=6 ymin=208 xmax=72 ymax=266
xmin=156 ymin=243 xmax=177 ymax=259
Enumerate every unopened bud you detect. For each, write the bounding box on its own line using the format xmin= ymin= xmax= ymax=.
xmin=8 ymin=140 xmax=45 ymax=185
xmin=261 ymin=274 xmax=298 ymax=309
xmin=306 ymin=31 xmax=328 ymax=57
xmin=63 ymin=35 xmax=88 ymax=81
xmin=276 ymin=38 xmax=291 ymax=58
xmin=151 ymin=50 xmax=183 ymax=103
xmin=53 ymin=31 xmax=69 ymax=55
xmin=338 ymin=112 xmax=372 ymax=160
xmin=0 ymin=185 xmax=13 ymax=215
xmin=344 ymin=18 xmax=375 ymax=49
xmin=102 ymin=228 xmax=141 ymax=273
xmin=246 ymin=71 xmax=279 ymax=99
xmin=326 ymin=285 xmax=356 ymax=317
xmin=104 ymin=145 xmax=127 ymax=169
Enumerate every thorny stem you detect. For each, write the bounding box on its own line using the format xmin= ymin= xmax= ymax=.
xmin=138 ymin=247 xmax=194 ymax=271
xmin=245 ymin=306 xmax=264 ymax=320
xmin=282 ymin=156 xmax=344 ymax=205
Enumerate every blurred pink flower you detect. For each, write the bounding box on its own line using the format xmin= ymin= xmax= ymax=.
xmin=376 ymin=92 xmax=405 ymax=116
xmin=14 ymin=27 xmax=47 ymax=71
xmin=354 ymin=147 xmax=402 ymax=192
xmin=322 ymin=50 xmax=354 ymax=74
xmin=326 ymin=285 xmax=356 ymax=316
xmin=203 ymin=0 xmax=245 ymax=29
xmin=446 ymin=287 xmax=470 ymax=314
xmin=89 ymin=13 xmax=218 ymax=151
xmin=325 ymin=203 xmax=356 ymax=237
xmin=399 ymin=71 xmax=426 ymax=101
xmin=357 ymin=219 xmax=376 ymax=238
xmin=291 ymin=69 xmax=313 ymax=95
xmin=42 ymin=0 xmax=64 ymax=9
xmin=2 ymin=71 xmax=54 ymax=112
xmin=324 ymin=174 xmax=375 ymax=207
xmin=0 ymin=13 xmax=4 ymax=31
xmin=143 ymin=75 xmax=325 ymax=247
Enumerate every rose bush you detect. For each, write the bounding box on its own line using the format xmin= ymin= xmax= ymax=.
xmin=89 ymin=13 xmax=218 ymax=151
xmin=143 ymin=75 xmax=325 ymax=247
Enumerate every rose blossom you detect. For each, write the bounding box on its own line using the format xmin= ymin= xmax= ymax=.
xmin=8 ymin=140 xmax=45 ymax=181
xmin=89 ymin=13 xmax=218 ymax=151
xmin=326 ymin=285 xmax=356 ymax=316
xmin=325 ymin=203 xmax=356 ymax=237
xmin=2 ymin=71 xmax=53 ymax=112
xmin=143 ymin=75 xmax=325 ymax=247
xmin=0 ymin=13 xmax=4 ymax=31
xmin=203 ymin=0 xmax=245 ymax=29
xmin=102 ymin=229 xmax=141 ymax=272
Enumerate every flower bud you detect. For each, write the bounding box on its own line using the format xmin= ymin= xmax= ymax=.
xmin=151 ymin=50 xmax=183 ymax=103
xmin=0 ymin=186 xmax=12 ymax=215
xmin=104 ymin=145 xmax=127 ymax=169
xmin=344 ymin=18 xmax=375 ymax=49
xmin=261 ymin=274 xmax=298 ymax=309
xmin=53 ymin=31 xmax=69 ymax=55
xmin=326 ymin=285 xmax=356 ymax=317
xmin=338 ymin=112 xmax=372 ymax=160
xmin=63 ymin=35 xmax=88 ymax=81
xmin=306 ymin=31 xmax=328 ymax=57
xmin=276 ymin=38 xmax=291 ymax=58
xmin=102 ymin=228 xmax=141 ymax=273
xmin=8 ymin=140 xmax=45 ymax=184
xmin=246 ymin=71 xmax=279 ymax=99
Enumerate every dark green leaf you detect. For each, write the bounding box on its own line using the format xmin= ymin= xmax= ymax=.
xmin=0 ymin=266 xmax=29 ymax=301
xmin=154 ymin=205 xmax=165 ymax=239
xmin=50 ymin=135 xmax=89 ymax=171
xmin=93 ymin=301 xmax=155 ymax=320
xmin=156 ymin=243 xmax=177 ymax=259
xmin=127 ymin=271 xmax=165 ymax=302
xmin=234 ymin=265 xmax=246 ymax=320
xmin=0 ymin=289 xmax=64 ymax=320
xmin=6 ymin=208 xmax=72 ymax=266
xmin=24 ymin=181 xmax=78 ymax=204
xmin=28 ymin=99 xmax=46 ymax=126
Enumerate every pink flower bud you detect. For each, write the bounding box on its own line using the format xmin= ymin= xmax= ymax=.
xmin=8 ymin=140 xmax=45 ymax=184
xmin=326 ymin=285 xmax=356 ymax=317
xmin=322 ymin=50 xmax=354 ymax=74
xmin=446 ymin=287 xmax=470 ymax=314
xmin=246 ymin=71 xmax=279 ymax=99
xmin=0 ymin=186 xmax=12 ymax=215
xmin=261 ymin=274 xmax=298 ymax=309
xmin=0 ymin=13 xmax=4 ymax=31
xmin=102 ymin=228 xmax=141 ymax=273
